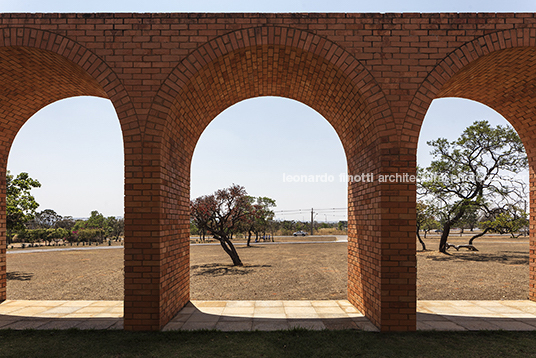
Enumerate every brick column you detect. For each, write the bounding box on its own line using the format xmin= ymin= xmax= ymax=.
xmin=0 ymin=160 xmax=5 ymax=303
xmin=347 ymin=139 xmax=416 ymax=332
xmin=529 ymin=165 xmax=536 ymax=302
xmin=123 ymin=136 xmax=191 ymax=331
xmin=123 ymin=146 xmax=163 ymax=331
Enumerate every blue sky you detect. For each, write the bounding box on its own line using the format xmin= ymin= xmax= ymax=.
xmin=2 ymin=1 xmax=534 ymax=220
xmin=1 ymin=0 xmax=535 ymax=13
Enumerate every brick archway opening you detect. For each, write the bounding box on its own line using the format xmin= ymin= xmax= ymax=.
xmin=417 ymin=46 xmax=536 ymax=304
xmin=0 ymin=46 xmax=122 ymax=303
xmin=417 ymin=97 xmax=529 ymax=301
xmin=6 ymin=95 xmax=125 ymax=302
xmin=189 ymin=95 xmax=348 ymax=301
xmin=138 ymin=41 xmax=416 ymax=332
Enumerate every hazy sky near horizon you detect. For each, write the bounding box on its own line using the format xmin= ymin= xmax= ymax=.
xmin=2 ymin=1 xmax=533 ymax=220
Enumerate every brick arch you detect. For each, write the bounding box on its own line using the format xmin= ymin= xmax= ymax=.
xmin=133 ymin=26 xmax=414 ymax=332
xmin=407 ymin=28 xmax=536 ymax=143
xmin=163 ymin=44 xmax=380 ymax=166
xmin=0 ymin=27 xmax=133 ymax=302
xmin=149 ymin=26 xmax=392 ymax=144
xmin=435 ymin=47 xmax=536 ymax=157
xmin=0 ymin=27 xmax=137 ymax=143
xmin=407 ymin=29 xmax=536 ymax=300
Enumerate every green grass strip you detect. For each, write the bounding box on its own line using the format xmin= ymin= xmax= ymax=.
xmin=0 ymin=329 xmax=536 ymax=358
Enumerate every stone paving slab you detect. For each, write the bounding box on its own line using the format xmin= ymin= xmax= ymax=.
xmin=0 ymin=300 xmax=123 ymax=330
xmin=2 ymin=299 xmax=536 ymax=332
xmin=416 ymin=301 xmax=536 ymax=331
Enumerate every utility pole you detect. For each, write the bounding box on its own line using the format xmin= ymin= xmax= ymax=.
xmin=310 ymin=208 xmax=314 ymax=236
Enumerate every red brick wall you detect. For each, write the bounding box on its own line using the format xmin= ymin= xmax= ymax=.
xmin=0 ymin=13 xmax=535 ymax=331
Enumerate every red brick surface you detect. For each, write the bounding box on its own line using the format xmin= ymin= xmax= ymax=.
xmin=0 ymin=12 xmax=535 ymax=331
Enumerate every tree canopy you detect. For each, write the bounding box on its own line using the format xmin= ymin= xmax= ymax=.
xmin=6 ymin=171 xmax=41 ymax=236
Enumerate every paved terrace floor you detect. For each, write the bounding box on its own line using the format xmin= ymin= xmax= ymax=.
xmin=2 ymin=300 xmax=536 ymax=331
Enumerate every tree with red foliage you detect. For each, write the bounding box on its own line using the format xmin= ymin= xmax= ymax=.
xmin=190 ymin=184 xmax=251 ymax=266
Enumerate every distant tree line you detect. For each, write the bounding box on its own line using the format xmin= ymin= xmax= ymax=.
xmin=6 ymin=171 xmax=124 ymax=248
xmin=12 ymin=209 xmax=124 ymax=247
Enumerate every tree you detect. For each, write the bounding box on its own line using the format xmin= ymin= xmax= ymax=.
xmin=457 ymin=204 xmax=480 ymax=234
xmin=27 ymin=209 xmax=62 ymax=229
xmin=242 ymin=196 xmax=276 ymax=246
xmin=338 ymin=221 xmax=348 ymax=231
xmin=55 ymin=216 xmax=76 ymax=230
xmin=6 ymin=171 xmax=41 ymax=243
xmin=190 ymin=220 xmax=199 ymax=237
xmin=416 ymin=201 xmax=438 ymax=251
xmin=191 ymin=202 xmax=210 ymax=242
xmin=75 ymin=228 xmax=105 ymax=243
xmin=85 ymin=210 xmax=106 ymax=229
xmin=476 ymin=205 xmax=528 ymax=242
xmin=253 ymin=196 xmax=276 ymax=240
xmin=418 ymin=121 xmax=528 ymax=253
xmin=240 ymin=196 xmax=257 ymax=246
xmin=106 ymin=216 xmax=124 ymax=241
xmin=190 ymin=184 xmax=250 ymax=266
xmin=72 ymin=211 xmax=112 ymax=243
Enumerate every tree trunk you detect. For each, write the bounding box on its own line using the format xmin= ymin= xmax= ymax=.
xmin=439 ymin=206 xmax=469 ymax=253
xmin=417 ymin=229 xmax=426 ymax=251
xmin=218 ymin=237 xmax=243 ymax=266
xmin=468 ymin=227 xmax=491 ymax=245
xmin=247 ymin=231 xmax=252 ymax=247
xmin=438 ymin=223 xmax=452 ymax=253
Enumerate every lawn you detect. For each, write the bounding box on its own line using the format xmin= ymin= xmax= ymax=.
xmin=1 ymin=329 xmax=536 ymax=358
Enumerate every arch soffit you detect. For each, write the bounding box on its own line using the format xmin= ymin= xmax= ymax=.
xmin=0 ymin=26 xmax=136 ymax=139
xmin=408 ymin=27 xmax=536 ymax=143
xmin=150 ymin=26 xmax=393 ymax=146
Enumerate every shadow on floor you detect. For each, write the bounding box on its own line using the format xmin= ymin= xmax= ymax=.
xmin=163 ymin=300 xmax=378 ymax=332
xmin=191 ymin=264 xmax=272 ymax=277
xmin=0 ymin=314 xmax=122 ymax=330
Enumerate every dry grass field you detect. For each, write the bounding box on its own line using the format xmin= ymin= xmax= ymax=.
xmin=6 ymin=235 xmax=529 ymax=301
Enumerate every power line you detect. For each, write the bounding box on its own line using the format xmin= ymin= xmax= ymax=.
xmin=273 ymin=207 xmax=347 ymax=213
xmin=274 ymin=207 xmax=348 ymax=223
